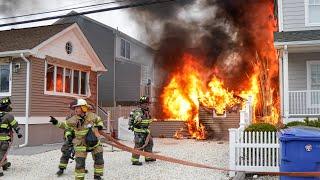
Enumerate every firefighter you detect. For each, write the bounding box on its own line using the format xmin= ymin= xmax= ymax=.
xmin=49 ymin=99 xmax=104 ymax=180
xmin=0 ymin=97 xmax=23 ymax=177
xmin=56 ymin=100 xmax=77 ymax=176
xmin=128 ymin=96 xmax=156 ymax=166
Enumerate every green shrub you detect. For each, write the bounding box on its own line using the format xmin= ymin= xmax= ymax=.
xmin=284 ymin=117 xmax=320 ymax=128
xmin=245 ymin=123 xmax=277 ymax=132
xmin=285 ymin=121 xmax=306 ymax=128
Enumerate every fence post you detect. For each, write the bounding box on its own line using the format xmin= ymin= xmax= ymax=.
xmin=229 ymin=128 xmax=237 ymax=177
xmin=239 ymin=110 xmax=246 ymax=130
xmin=247 ymin=95 xmax=253 ymax=124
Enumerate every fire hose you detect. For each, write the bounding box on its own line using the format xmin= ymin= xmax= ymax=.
xmin=99 ymin=131 xmax=320 ymax=177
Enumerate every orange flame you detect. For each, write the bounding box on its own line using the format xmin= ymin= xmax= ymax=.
xmin=160 ymin=1 xmax=280 ymax=139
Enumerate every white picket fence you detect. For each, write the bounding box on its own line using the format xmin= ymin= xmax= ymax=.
xmin=229 ymin=128 xmax=280 ymax=177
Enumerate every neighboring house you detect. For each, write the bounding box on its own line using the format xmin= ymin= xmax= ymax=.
xmin=0 ymin=23 xmax=106 ymax=146
xmin=275 ymin=0 xmax=320 ymax=123
xmin=55 ymin=12 xmax=155 ymax=107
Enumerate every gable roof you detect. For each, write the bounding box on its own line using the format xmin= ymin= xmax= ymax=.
xmin=0 ymin=23 xmax=72 ymax=52
xmin=55 ymin=11 xmax=154 ymax=51
xmin=274 ymin=30 xmax=320 ymax=42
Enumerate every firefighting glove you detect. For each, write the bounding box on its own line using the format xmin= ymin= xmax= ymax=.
xmin=49 ymin=116 xmax=58 ymax=125
xmin=67 ymin=135 xmax=73 ymax=144
xmin=17 ymin=133 xmax=23 ymax=139
xmin=96 ymin=126 xmax=103 ymax=131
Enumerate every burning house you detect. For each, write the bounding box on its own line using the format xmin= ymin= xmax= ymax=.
xmin=131 ymin=0 xmax=280 ymax=139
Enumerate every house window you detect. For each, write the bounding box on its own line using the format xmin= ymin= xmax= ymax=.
xmin=306 ymin=0 xmax=320 ymax=25
xmin=307 ymin=61 xmax=320 ymax=105
xmin=310 ymin=64 xmax=320 ymax=90
xmin=56 ymin=66 xmax=64 ymax=92
xmin=46 ymin=64 xmax=54 ymax=91
xmin=120 ymin=38 xmax=130 ymax=59
xmin=80 ymin=71 xmax=87 ymax=95
xmin=65 ymin=68 xmax=72 ymax=93
xmin=73 ymin=70 xmax=79 ymax=94
xmin=45 ymin=62 xmax=89 ymax=97
xmin=0 ymin=63 xmax=11 ymax=95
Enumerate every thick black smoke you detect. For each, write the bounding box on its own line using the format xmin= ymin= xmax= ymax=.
xmin=127 ymin=0 xmax=276 ymax=93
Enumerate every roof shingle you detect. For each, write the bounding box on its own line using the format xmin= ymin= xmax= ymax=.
xmin=274 ymin=30 xmax=320 ymax=42
xmin=0 ymin=23 xmax=72 ymax=52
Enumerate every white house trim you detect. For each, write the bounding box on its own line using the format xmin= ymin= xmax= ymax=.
xmin=274 ymin=40 xmax=320 ymax=47
xmin=0 ymin=50 xmax=31 ymax=57
xmin=283 ymin=45 xmax=289 ymax=122
xmin=32 ymin=23 xmax=106 ymax=72
xmin=277 ymin=0 xmax=283 ymax=31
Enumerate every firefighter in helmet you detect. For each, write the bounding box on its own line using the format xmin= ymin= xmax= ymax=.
xmin=0 ymin=97 xmax=22 ymax=177
xmin=50 ymin=99 xmax=105 ymax=180
xmin=128 ymin=96 xmax=156 ymax=165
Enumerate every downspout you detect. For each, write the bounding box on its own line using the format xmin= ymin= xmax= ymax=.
xmin=96 ymin=72 xmax=103 ymax=109
xmin=19 ymin=53 xmax=30 ymax=147
xmin=113 ymin=30 xmax=117 ymax=107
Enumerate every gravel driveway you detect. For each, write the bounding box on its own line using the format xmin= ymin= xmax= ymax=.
xmin=3 ymin=138 xmax=231 ymax=180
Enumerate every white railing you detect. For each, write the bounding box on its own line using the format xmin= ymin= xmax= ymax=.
xmin=239 ymin=96 xmax=253 ymax=129
xmin=229 ymin=129 xmax=280 ymax=177
xmin=289 ymin=90 xmax=320 ymax=116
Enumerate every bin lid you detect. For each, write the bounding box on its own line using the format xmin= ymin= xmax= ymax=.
xmin=280 ymin=126 xmax=320 ymax=140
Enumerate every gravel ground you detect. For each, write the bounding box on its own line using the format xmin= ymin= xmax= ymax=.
xmin=3 ymin=138 xmax=232 ymax=180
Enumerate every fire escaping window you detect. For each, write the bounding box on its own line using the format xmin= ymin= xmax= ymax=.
xmin=306 ymin=0 xmax=320 ymax=25
xmin=120 ymin=38 xmax=130 ymax=59
xmin=45 ymin=62 xmax=88 ymax=97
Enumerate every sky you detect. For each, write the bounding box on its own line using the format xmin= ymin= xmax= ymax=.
xmin=0 ymin=0 xmax=145 ymax=43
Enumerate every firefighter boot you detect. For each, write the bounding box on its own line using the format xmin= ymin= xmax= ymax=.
xmin=2 ymin=162 xmax=11 ymax=170
xmin=132 ymin=161 xmax=143 ymax=166
xmin=145 ymin=158 xmax=156 ymax=162
xmin=94 ymin=175 xmax=102 ymax=180
xmin=56 ymin=168 xmax=64 ymax=176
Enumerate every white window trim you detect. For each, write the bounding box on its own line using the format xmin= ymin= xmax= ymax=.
xmin=305 ymin=0 xmax=320 ymax=26
xmin=0 ymin=62 xmax=12 ymax=97
xmin=306 ymin=60 xmax=320 ymax=107
xmin=44 ymin=61 xmax=90 ymax=98
xmin=120 ymin=38 xmax=131 ymax=60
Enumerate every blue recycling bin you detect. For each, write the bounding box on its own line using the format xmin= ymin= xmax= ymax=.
xmin=279 ymin=126 xmax=320 ymax=180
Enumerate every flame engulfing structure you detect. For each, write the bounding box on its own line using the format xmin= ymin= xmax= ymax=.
xmin=129 ymin=0 xmax=280 ymax=139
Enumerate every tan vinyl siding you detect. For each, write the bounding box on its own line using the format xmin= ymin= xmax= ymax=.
xmin=13 ymin=124 xmax=64 ymax=146
xmin=29 ymin=56 xmax=97 ymax=117
xmin=150 ymin=121 xmax=185 ymax=138
xmin=199 ymin=106 xmax=240 ymax=140
xmin=11 ymin=58 xmax=27 ymax=116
